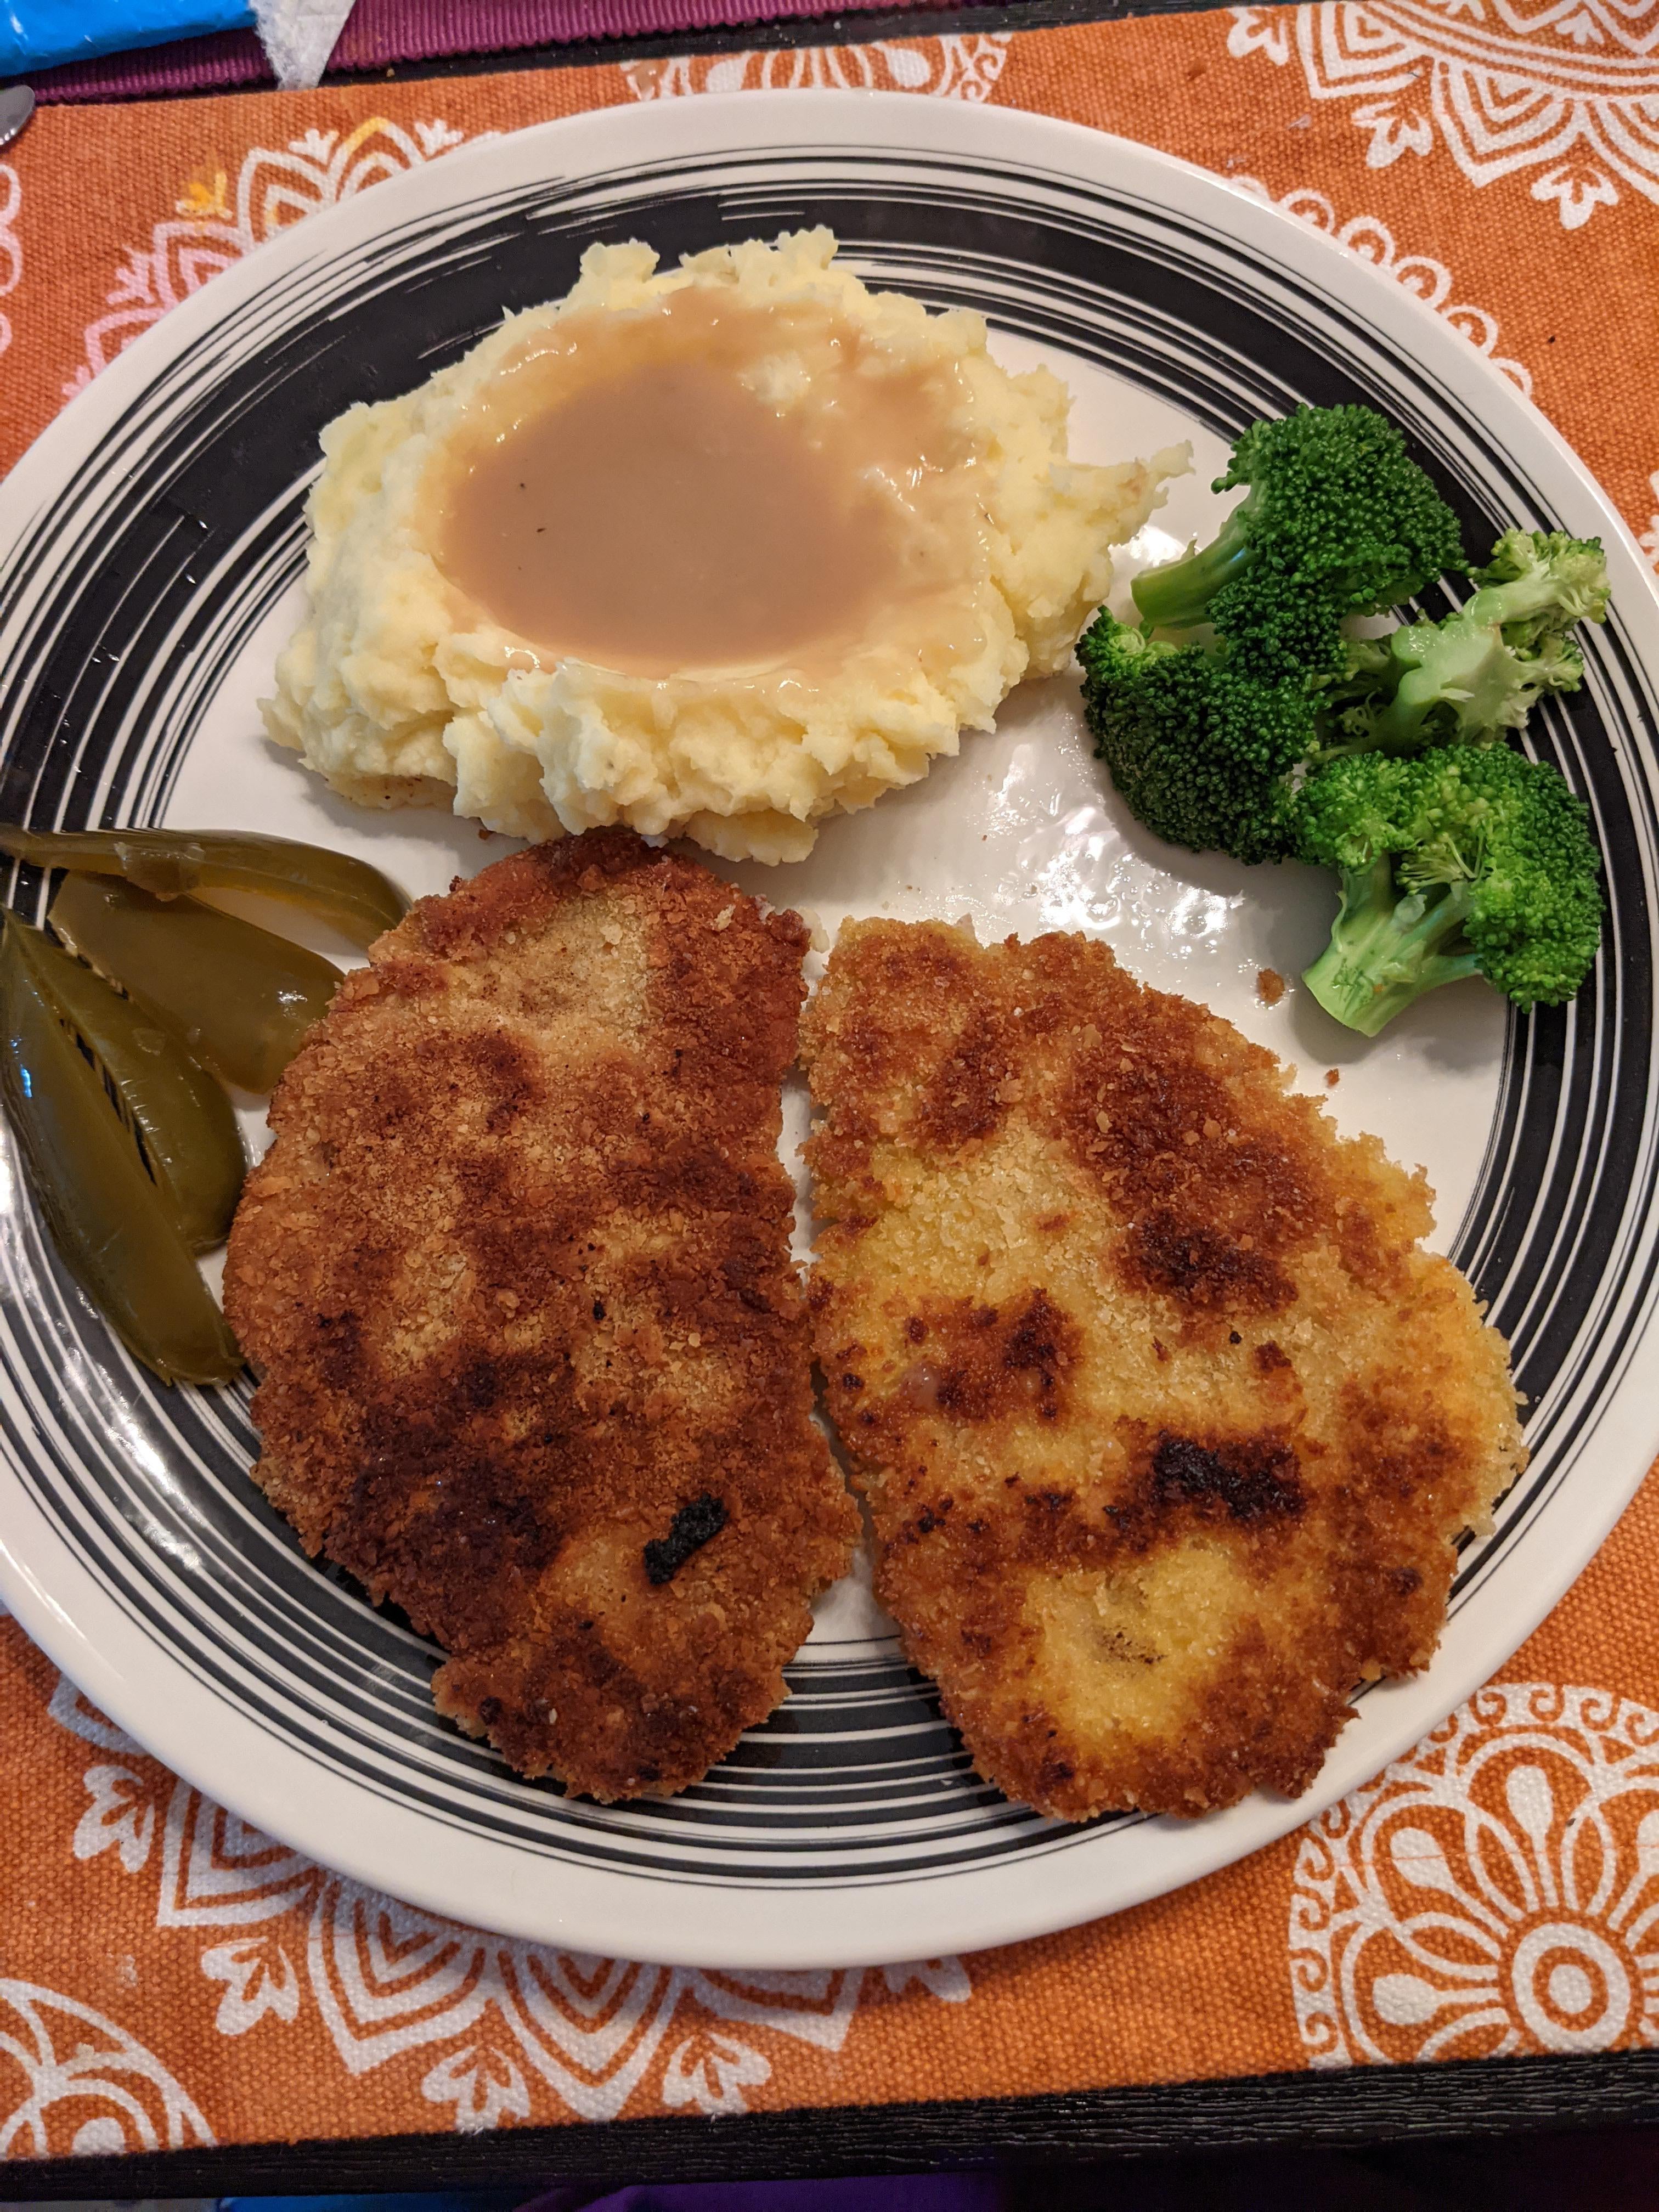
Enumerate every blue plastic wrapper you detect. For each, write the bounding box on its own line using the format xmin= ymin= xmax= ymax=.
xmin=1 ymin=0 xmax=256 ymax=75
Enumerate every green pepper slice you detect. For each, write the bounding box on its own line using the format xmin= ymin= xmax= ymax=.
xmin=0 ymin=826 xmax=407 ymax=949
xmin=8 ymin=919 xmax=245 ymax=1251
xmin=49 ymin=874 xmax=341 ymax=1094
xmin=0 ymin=919 xmax=242 ymax=1386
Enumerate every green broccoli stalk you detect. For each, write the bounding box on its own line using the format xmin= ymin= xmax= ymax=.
xmin=1321 ymin=529 xmax=1609 ymax=757
xmin=1131 ymin=406 xmax=1466 ymax=675
xmin=1077 ymin=614 xmax=1312 ymax=864
xmin=1290 ymin=743 xmax=1603 ymax=1036
xmin=1298 ymin=854 xmax=1483 ymax=1035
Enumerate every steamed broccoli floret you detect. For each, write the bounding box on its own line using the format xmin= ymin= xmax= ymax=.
xmin=1290 ymin=743 xmax=1603 ymax=1035
xmin=1077 ymin=615 xmax=1311 ymax=863
xmin=1320 ymin=529 xmax=1609 ymax=756
xmin=1082 ymin=523 xmax=1609 ymax=868
xmin=1131 ymin=405 xmax=1466 ymax=675
xmin=1079 ymin=404 xmax=1466 ymax=859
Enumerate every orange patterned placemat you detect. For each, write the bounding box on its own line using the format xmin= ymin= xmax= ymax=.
xmin=2 ymin=5 xmax=1659 ymax=2162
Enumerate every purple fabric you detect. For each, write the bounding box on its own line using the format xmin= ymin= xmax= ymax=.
xmin=336 ymin=0 xmax=951 ymax=66
xmin=21 ymin=23 xmax=268 ymax=95
xmin=24 ymin=0 xmax=956 ymax=100
xmin=518 ymin=2182 xmax=1008 ymax=2211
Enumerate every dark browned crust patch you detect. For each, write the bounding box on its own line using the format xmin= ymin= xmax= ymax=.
xmin=645 ymin=1494 xmax=728 ymax=1586
xmin=1145 ymin=1431 xmax=1304 ymax=1525
xmin=224 ymin=828 xmax=856 ymax=1801
xmin=803 ymin=919 xmax=1525 ymax=1824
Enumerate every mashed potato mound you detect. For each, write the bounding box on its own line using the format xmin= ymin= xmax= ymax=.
xmin=264 ymin=229 xmax=1186 ymax=864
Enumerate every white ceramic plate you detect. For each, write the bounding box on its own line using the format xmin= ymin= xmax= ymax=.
xmin=0 ymin=93 xmax=1655 ymax=1970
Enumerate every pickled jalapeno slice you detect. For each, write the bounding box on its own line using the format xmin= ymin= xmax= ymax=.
xmin=49 ymin=873 xmax=342 ymax=1094
xmin=0 ymin=826 xmax=407 ymax=948
xmin=0 ymin=919 xmax=242 ymax=1386
xmin=8 ymin=918 xmax=245 ymax=1251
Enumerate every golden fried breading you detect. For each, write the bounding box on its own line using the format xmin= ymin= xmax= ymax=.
xmin=225 ymin=830 xmax=856 ymax=1801
xmin=804 ymin=920 xmax=1523 ymax=1822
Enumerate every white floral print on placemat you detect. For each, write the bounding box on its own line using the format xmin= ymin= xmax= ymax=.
xmin=1227 ymin=2 xmax=1659 ymax=230
xmin=623 ymin=35 xmax=1012 ymax=103
xmin=49 ymin=1675 xmax=970 ymax=2136
xmin=1639 ymin=471 xmax=1659 ymax=572
xmin=1229 ymin=177 xmax=1531 ymax=392
xmin=1290 ymin=1681 xmax=1659 ymax=2066
xmin=66 ymin=116 xmax=484 ymax=398
xmin=0 ymin=162 xmax=19 ymax=363
xmin=0 ymin=1976 xmax=212 ymax=2158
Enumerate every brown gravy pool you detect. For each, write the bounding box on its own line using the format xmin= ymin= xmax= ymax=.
xmin=434 ymin=288 xmax=965 ymax=678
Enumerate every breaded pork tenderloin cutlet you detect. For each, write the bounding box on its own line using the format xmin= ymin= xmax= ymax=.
xmin=224 ymin=830 xmax=856 ymax=1800
xmin=804 ymin=920 xmax=1524 ymax=1823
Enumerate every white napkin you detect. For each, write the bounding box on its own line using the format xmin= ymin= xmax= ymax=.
xmin=252 ymin=0 xmax=357 ymax=88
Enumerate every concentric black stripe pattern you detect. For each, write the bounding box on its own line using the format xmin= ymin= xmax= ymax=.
xmin=0 ymin=145 xmax=1653 ymax=1887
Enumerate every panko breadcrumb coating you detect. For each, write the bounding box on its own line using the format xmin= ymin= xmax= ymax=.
xmin=804 ymin=919 xmax=1523 ymax=1822
xmin=224 ymin=830 xmax=856 ymax=1800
